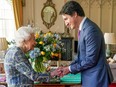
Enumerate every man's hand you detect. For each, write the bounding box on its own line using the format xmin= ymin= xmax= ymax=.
xmin=50 ymin=66 xmax=70 ymax=78
xmin=59 ymin=66 xmax=70 ymax=77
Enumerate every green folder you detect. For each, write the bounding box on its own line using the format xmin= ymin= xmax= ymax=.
xmin=60 ymin=73 xmax=81 ymax=83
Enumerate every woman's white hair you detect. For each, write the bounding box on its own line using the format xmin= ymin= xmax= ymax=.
xmin=15 ymin=26 xmax=34 ymax=46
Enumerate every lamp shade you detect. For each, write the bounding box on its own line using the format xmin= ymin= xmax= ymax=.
xmin=0 ymin=37 xmax=8 ymax=51
xmin=104 ymin=33 xmax=116 ymax=44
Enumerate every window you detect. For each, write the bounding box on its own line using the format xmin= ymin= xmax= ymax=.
xmin=0 ymin=0 xmax=16 ymax=42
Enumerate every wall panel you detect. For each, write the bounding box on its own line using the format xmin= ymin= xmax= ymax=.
xmin=23 ymin=0 xmax=116 ymax=39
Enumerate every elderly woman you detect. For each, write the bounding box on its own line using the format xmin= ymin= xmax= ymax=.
xmin=4 ymin=26 xmax=49 ymax=87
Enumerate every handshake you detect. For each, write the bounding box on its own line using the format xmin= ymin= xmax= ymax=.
xmin=50 ymin=66 xmax=70 ymax=78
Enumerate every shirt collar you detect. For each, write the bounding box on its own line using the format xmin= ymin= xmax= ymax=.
xmin=79 ymin=17 xmax=87 ymax=31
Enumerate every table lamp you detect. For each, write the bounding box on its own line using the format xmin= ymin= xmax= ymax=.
xmin=104 ymin=33 xmax=116 ymax=58
xmin=0 ymin=37 xmax=8 ymax=59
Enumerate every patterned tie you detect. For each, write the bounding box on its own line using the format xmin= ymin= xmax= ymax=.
xmin=77 ymin=30 xmax=80 ymax=55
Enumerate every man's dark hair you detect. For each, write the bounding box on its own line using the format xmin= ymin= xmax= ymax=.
xmin=59 ymin=1 xmax=85 ymax=16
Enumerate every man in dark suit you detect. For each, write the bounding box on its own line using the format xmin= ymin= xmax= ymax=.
xmin=51 ymin=1 xmax=113 ymax=87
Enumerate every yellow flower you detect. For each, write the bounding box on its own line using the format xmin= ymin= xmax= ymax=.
xmin=44 ymin=33 xmax=46 ymax=37
xmin=48 ymin=32 xmax=52 ymax=36
xmin=41 ymin=51 xmax=45 ymax=55
xmin=39 ymin=41 xmax=44 ymax=45
xmin=53 ymin=43 xmax=57 ymax=47
xmin=35 ymin=32 xmax=39 ymax=39
xmin=51 ymin=52 xmax=55 ymax=56
xmin=54 ymin=53 xmax=59 ymax=57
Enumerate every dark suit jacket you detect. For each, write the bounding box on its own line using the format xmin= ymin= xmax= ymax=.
xmin=70 ymin=18 xmax=113 ymax=87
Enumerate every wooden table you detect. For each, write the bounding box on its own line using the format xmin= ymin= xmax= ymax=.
xmin=0 ymin=82 xmax=81 ymax=87
xmin=0 ymin=82 xmax=7 ymax=87
xmin=34 ymin=83 xmax=81 ymax=87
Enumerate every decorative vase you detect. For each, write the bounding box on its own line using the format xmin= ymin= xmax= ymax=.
xmin=31 ymin=58 xmax=51 ymax=73
xmin=32 ymin=59 xmax=46 ymax=73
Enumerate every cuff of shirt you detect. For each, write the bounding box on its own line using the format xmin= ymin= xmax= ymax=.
xmin=69 ymin=66 xmax=71 ymax=72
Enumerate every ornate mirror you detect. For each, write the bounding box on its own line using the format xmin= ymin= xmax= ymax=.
xmin=41 ymin=0 xmax=57 ymax=29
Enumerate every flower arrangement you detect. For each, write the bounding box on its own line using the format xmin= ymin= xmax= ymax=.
xmin=27 ymin=31 xmax=65 ymax=73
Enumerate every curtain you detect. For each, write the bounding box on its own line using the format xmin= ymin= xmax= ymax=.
xmin=12 ymin=0 xmax=23 ymax=30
